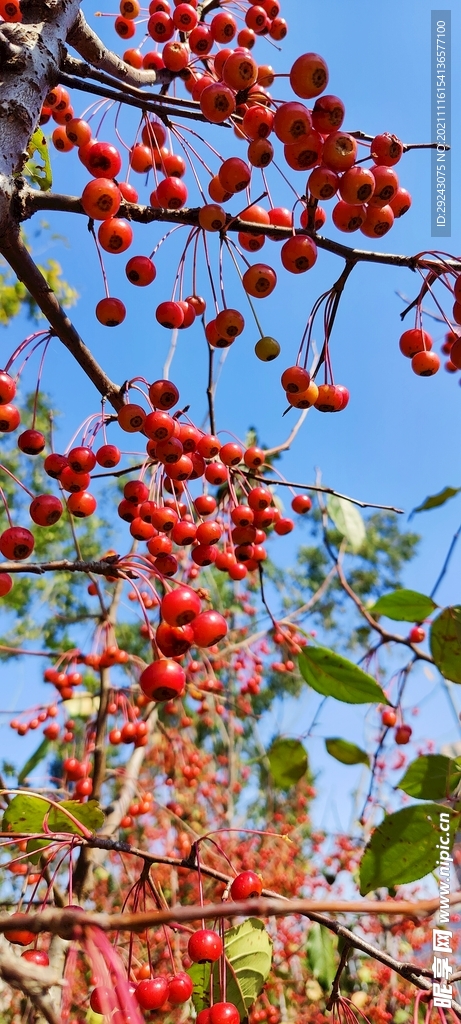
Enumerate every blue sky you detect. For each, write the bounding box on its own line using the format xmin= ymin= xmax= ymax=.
xmin=1 ymin=0 xmax=460 ymax=831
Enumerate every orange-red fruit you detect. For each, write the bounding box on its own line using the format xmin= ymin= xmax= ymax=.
xmin=283 ymin=132 xmax=323 ymax=171
xmin=312 ymin=94 xmax=345 ymax=134
xmin=242 ymin=263 xmax=276 ymax=298
xmin=399 ymin=329 xmax=433 ymax=358
xmin=273 ymin=102 xmax=312 ymax=145
xmin=281 ymin=235 xmax=317 ymax=274
xmin=222 ymin=51 xmax=258 ymax=90
xmin=140 ymin=659 xmax=186 ymax=701
xmin=308 ymin=165 xmax=339 ymax=201
xmin=218 ymin=158 xmax=251 ymax=194
xmin=200 ymin=83 xmax=236 ymax=124
xmin=289 ymin=52 xmax=329 ymax=99
xmin=371 ymin=133 xmax=403 ymax=166
xmin=332 ymin=201 xmax=367 ymax=233
xmin=322 ymin=132 xmax=357 ymax=172
xmin=81 ymin=178 xmax=121 ymax=220
xmin=96 ymin=297 xmax=126 ymax=326
xmin=339 ymin=166 xmax=375 ymax=205
xmin=281 ymin=366 xmax=310 ymax=393
xmin=411 ymin=351 xmax=440 ymax=376
xmin=360 ymin=205 xmax=394 ymax=238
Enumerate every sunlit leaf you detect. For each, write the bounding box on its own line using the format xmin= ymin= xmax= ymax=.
xmin=397 ymin=755 xmax=461 ymax=800
xmin=326 ymin=495 xmax=366 ymax=552
xmin=430 ymin=607 xmax=461 ymax=683
xmin=299 ymin=647 xmax=389 ymax=705
xmin=360 ymin=804 xmax=459 ymax=894
xmin=411 ymin=486 xmax=461 ymax=516
xmin=370 ymin=589 xmax=437 ymax=622
xmin=325 ymin=738 xmax=369 ymax=766
xmin=189 ymin=919 xmax=272 ymax=1021
xmin=306 ymin=923 xmax=337 ymax=990
xmin=267 ymin=738 xmax=308 ymax=788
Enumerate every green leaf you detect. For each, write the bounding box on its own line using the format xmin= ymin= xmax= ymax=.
xmin=2 ymin=794 xmax=104 ymax=837
xmin=188 ymin=919 xmax=272 ymax=1021
xmin=325 ymin=738 xmax=370 ymax=767
xmin=430 ymin=606 xmax=461 ymax=683
xmin=267 ymin=738 xmax=308 ymax=789
xmin=299 ymin=646 xmax=389 ymax=705
xmin=411 ymin=486 xmax=461 ymax=516
xmin=306 ymin=923 xmax=337 ymax=990
xmin=326 ymin=495 xmax=366 ymax=552
xmin=359 ymin=804 xmax=459 ymax=894
xmin=370 ymin=589 xmax=437 ymax=622
xmin=397 ymin=755 xmax=461 ymax=800
xmin=17 ymin=738 xmax=50 ymax=785
xmin=23 ymin=129 xmax=53 ymax=191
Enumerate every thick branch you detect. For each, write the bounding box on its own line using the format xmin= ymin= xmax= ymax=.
xmin=0 ymin=948 xmax=63 ymax=1024
xmin=66 ymin=11 xmax=162 ymax=88
xmin=58 ymin=70 xmax=212 ymax=124
xmin=20 ymin=189 xmax=461 ymax=271
xmin=0 ymin=223 xmax=123 ymax=410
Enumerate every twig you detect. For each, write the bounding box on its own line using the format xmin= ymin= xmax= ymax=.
xmin=335 ymin=560 xmax=434 ymax=664
xmin=241 ymin=474 xmax=404 ymax=513
xmin=0 ymin=225 xmax=122 ymax=409
xmin=326 ymin=942 xmax=352 ymax=1010
xmin=430 ymin=523 xmax=461 ymax=600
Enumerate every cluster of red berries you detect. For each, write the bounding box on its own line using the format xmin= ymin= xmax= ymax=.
xmin=88 ymin=870 xmax=263 ymax=1019
xmin=280 ymin=364 xmax=349 ymax=412
xmin=115 ymin=0 xmax=286 ymax=55
xmin=10 ymin=702 xmax=59 ymax=739
xmin=381 ymin=709 xmax=412 ymax=746
xmin=397 ymin=274 xmax=461 ymax=379
xmin=33 ymin=4 xmax=416 ymax=366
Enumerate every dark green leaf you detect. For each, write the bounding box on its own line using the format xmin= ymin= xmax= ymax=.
xmin=326 ymin=495 xmax=366 ymax=552
xmin=325 ymin=738 xmax=370 ymax=767
xmin=370 ymin=589 xmax=437 ymax=622
xmin=411 ymin=487 xmax=461 ymax=516
xmin=397 ymin=755 xmax=461 ymax=800
xmin=17 ymin=738 xmax=50 ymax=785
xmin=430 ymin=607 xmax=461 ymax=683
xmin=267 ymin=738 xmax=308 ymax=789
xmin=359 ymin=804 xmax=459 ymax=894
xmin=188 ymin=919 xmax=272 ymax=1021
xmin=299 ymin=647 xmax=389 ymax=705
xmin=306 ymin=923 xmax=337 ymax=990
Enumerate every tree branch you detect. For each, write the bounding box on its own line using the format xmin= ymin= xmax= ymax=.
xmin=1 ymin=893 xmax=460 ymax=1005
xmin=0 ymin=948 xmax=64 ymax=1024
xmin=241 ymin=473 xmax=405 ymax=513
xmin=0 ymin=558 xmax=136 ymax=577
xmin=66 ymin=10 xmax=163 ymax=88
xmin=20 ymin=189 xmax=461 ymax=271
xmin=0 ymin=223 xmax=123 ymax=409
xmin=335 ymin=559 xmax=434 ymax=664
